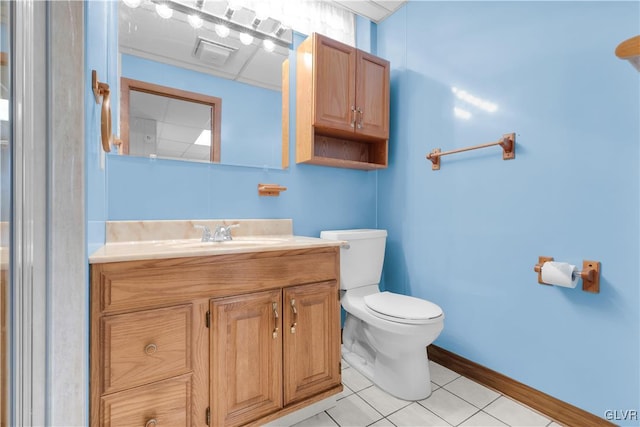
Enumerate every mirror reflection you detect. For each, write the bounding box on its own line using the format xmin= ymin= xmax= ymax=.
xmin=118 ymin=0 xmax=291 ymax=168
xmin=121 ymin=77 xmax=222 ymax=162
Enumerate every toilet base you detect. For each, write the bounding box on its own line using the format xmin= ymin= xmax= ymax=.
xmin=342 ymin=344 xmax=434 ymax=401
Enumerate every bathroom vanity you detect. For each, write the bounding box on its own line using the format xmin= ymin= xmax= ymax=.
xmin=89 ymin=220 xmax=343 ymax=427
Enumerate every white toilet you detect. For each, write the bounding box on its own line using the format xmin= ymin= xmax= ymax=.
xmin=320 ymin=229 xmax=444 ymax=401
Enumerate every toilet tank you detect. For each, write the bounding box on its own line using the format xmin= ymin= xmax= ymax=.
xmin=320 ymin=229 xmax=387 ymax=290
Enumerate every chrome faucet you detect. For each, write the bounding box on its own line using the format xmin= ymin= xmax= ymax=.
xmin=213 ymin=223 xmax=239 ymax=241
xmin=194 ymin=224 xmax=213 ymax=242
xmin=195 ymin=223 xmax=239 ymax=242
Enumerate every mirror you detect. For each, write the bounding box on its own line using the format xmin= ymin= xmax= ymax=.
xmin=118 ymin=0 xmax=292 ymax=168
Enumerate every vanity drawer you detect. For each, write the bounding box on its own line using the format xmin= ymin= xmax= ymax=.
xmin=95 ymin=249 xmax=339 ymax=313
xmin=101 ymin=305 xmax=192 ymax=394
xmin=101 ymin=374 xmax=191 ymax=427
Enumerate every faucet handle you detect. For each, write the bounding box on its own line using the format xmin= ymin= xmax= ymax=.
xmin=194 ymin=224 xmax=212 ymax=242
xmin=215 ymin=223 xmax=239 ymax=241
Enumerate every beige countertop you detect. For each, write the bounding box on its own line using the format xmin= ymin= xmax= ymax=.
xmin=89 ymin=235 xmax=341 ymax=264
xmin=89 ymin=219 xmax=342 ymax=264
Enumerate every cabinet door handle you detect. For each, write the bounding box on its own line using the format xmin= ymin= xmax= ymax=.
xmin=145 ymin=418 xmax=158 ymax=427
xmin=350 ymin=106 xmax=356 ymax=128
xmin=356 ymin=107 xmax=363 ymax=129
xmin=290 ymin=298 xmax=298 ymax=334
xmin=272 ymin=302 xmax=279 ymax=339
xmin=144 ymin=343 xmax=157 ymax=355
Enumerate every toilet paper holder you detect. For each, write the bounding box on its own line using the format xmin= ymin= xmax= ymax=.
xmin=533 ymin=256 xmax=601 ymax=293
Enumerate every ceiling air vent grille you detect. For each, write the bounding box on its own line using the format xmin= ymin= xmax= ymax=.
xmin=193 ymin=37 xmax=237 ymax=66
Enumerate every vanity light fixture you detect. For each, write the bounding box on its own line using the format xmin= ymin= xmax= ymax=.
xmin=188 ymin=14 xmax=204 ymax=29
xmin=224 ymin=0 xmax=243 ymax=19
xmin=262 ymin=39 xmax=275 ymax=52
xmin=215 ymin=23 xmax=231 ymax=38
xmin=273 ymin=23 xmax=287 ymax=38
xmin=155 ymin=3 xmax=173 ymax=19
xmin=239 ymin=32 xmax=254 ymax=46
xmin=252 ymin=3 xmax=269 ymax=29
xmin=145 ymin=0 xmax=292 ymax=50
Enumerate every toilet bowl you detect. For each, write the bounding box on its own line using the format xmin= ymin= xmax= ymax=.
xmin=320 ymin=229 xmax=445 ymax=401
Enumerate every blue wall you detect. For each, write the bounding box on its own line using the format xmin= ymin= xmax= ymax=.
xmin=377 ymin=1 xmax=639 ymax=420
xmin=107 ymin=33 xmax=378 ymax=238
xmin=121 ymin=54 xmax=282 ymax=168
xmin=86 ymin=0 xmax=118 ymax=254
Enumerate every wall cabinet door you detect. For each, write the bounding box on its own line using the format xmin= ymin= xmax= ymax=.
xmin=283 ymin=281 xmax=341 ymax=405
xmin=210 ymin=290 xmax=283 ymax=427
xmin=355 ymin=50 xmax=390 ymax=139
xmin=313 ymin=35 xmax=357 ymax=134
xmin=312 ymin=34 xmax=389 ymax=140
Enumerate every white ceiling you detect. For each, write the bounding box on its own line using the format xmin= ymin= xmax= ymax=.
xmin=331 ymin=0 xmax=406 ymax=23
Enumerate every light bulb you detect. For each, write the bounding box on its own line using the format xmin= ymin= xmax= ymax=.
xmin=215 ymin=24 xmax=230 ymax=38
xmin=239 ymin=32 xmax=254 ymax=45
xmin=155 ymin=3 xmax=173 ymax=19
xmin=262 ymin=39 xmax=275 ymax=52
xmin=122 ymin=0 xmax=142 ymax=8
xmin=188 ymin=14 xmax=203 ymax=29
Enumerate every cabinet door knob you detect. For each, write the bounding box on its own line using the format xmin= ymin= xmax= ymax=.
xmin=144 ymin=343 xmax=158 ymax=355
xmin=145 ymin=418 xmax=158 ymax=427
xmin=356 ymin=107 xmax=363 ymax=129
xmin=350 ymin=106 xmax=356 ymax=128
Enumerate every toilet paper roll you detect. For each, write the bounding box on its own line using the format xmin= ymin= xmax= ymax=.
xmin=541 ymin=261 xmax=579 ymax=288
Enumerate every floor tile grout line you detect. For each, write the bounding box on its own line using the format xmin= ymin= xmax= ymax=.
xmin=351 ymin=388 xmax=391 ymax=423
xmin=453 ymin=409 xmax=500 ymax=427
xmin=324 ymin=409 xmax=341 ymax=427
xmin=440 ymin=381 xmax=505 ymax=411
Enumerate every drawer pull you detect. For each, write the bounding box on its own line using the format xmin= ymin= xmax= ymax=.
xmin=145 ymin=418 xmax=158 ymax=427
xmin=144 ymin=343 xmax=158 ymax=355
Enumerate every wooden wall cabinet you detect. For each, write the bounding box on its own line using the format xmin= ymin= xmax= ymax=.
xmin=90 ymin=247 xmax=342 ymax=427
xmin=296 ymin=33 xmax=390 ymax=170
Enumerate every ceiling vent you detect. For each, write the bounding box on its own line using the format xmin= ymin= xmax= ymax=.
xmin=193 ymin=37 xmax=237 ymax=66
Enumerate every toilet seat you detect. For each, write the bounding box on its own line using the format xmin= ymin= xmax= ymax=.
xmin=364 ymin=291 xmax=443 ymax=325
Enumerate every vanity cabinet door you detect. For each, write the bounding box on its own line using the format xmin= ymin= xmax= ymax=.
xmin=210 ymin=289 xmax=283 ymax=427
xmin=283 ymin=281 xmax=341 ymax=405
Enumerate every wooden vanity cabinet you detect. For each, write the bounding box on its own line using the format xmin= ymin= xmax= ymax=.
xmin=90 ymin=247 xmax=342 ymax=427
xmin=296 ymin=33 xmax=390 ymax=170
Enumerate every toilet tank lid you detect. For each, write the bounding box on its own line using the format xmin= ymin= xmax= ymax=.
xmin=320 ymin=229 xmax=387 ymax=240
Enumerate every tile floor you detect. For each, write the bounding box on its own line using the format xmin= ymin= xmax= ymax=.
xmin=291 ymin=360 xmax=561 ymax=427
